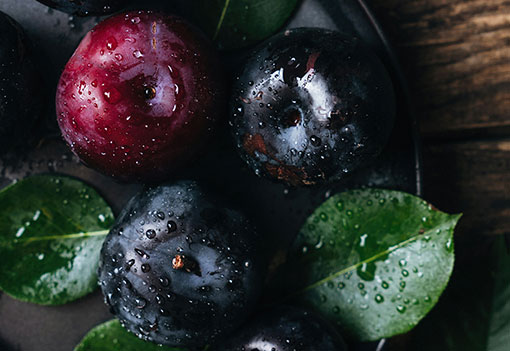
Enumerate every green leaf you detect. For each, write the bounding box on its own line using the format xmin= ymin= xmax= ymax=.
xmin=277 ymin=188 xmax=460 ymax=341
xmin=189 ymin=0 xmax=300 ymax=50
xmin=488 ymin=240 xmax=510 ymax=349
xmin=406 ymin=236 xmax=510 ymax=351
xmin=74 ymin=319 xmax=186 ymax=351
xmin=0 ymin=175 xmax=114 ymax=305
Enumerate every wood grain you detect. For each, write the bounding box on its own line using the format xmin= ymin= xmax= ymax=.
xmin=423 ymin=138 xmax=510 ymax=236
xmin=369 ymin=0 xmax=510 ymax=138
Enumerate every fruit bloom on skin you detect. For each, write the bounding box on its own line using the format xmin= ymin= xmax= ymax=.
xmin=214 ymin=306 xmax=348 ymax=351
xmin=230 ymin=28 xmax=395 ymax=186
xmin=0 ymin=11 xmax=42 ymax=154
xmin=99 ymin=181 xmax=264 ymax=347
xmin=56 ymin=11 xmax=225 ymax=182
xmin=35 ymin=0 xmax=125 ymax=16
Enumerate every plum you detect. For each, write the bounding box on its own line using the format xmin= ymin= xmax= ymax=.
xmin=0 ymin=11 xmax=42 ymax=154
xmin=213 ymin=306 xmax=348 ymax=351
xmin=230 ymin=28 xmax=395 ymax=186
xmin=98 ymin=180 xmax=264 ymax=347
xmin=56 ymin=11 xmax=225 ymax=182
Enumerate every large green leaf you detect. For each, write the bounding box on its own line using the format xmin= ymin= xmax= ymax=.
xmin=277 ymin=188 xmax=460 ymax=341
xmin=189 ymin=0 xmax=300 ymax=50
xmin=0 ymin=175 xmax=113 ymax=305
xmin=74 ymin=319 xmax=185 ymax=351
xmin=406 ymin=236 xmax=510 ymax=350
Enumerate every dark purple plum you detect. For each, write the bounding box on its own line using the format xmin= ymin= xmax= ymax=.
xmin=230 ymin=28 xmax=395 ymax=186
xmin=35 ymin=0 xmax=125 ymax=16
xmin=98 ymin=180 xmax=264 ymax=348
xmin=213 ymin=306 xmax=347 ymax=351
xmin=0 ymin=11 xmax=42 ymax=154
xmin=56 ymin=11 xmax=225 ymax=182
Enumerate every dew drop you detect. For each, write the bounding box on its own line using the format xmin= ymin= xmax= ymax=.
xmin=126 ymin=259 xmax=135 ymax=271
xmin=167 ymin=220 xmax=177 ymax=233
xmin=445 ymin=239 xmax=453 ymax=252
xmin=146 ymin=229 xmax=156 ymax=239
xmin=135 ymin=297 xmax=147 ymax=309
xmin=159 ymin=276 xmax=170 ymax=287
xmin=133 ymin=50 xmax=144 ymax=58
xmin=106 ymin=37 xmax=117 ymax=50
xmin=310 ymin=135 xmax=321 ymax=146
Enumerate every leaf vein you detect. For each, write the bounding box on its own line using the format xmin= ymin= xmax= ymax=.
xmin=213 ymin=0 xmax=231 ymax=40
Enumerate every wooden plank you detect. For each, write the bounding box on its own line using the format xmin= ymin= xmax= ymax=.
xmin=422 ymin=138 xmax=510 ymax=237
xmin=369 ymin=0 xmax=510 ymax=138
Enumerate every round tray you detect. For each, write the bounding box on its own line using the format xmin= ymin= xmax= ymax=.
xmin=0 ymin=1 xmax=422 ymax=350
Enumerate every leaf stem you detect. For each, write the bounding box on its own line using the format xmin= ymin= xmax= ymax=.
xmin=213 ymin=0 xmax=231 ymax=40
xmin=20 ymin=229 xmax=110 ymax=245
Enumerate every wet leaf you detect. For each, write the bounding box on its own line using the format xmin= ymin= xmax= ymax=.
xmin=0 ymin=175 xmax=114 ymax=305
xmin=278 ymin=188 xmax=460 ymax=341
xmin=189 ymin=0 xmax=300 ymax=50
xmin=74 ymin=319 xmax=186 ymax=351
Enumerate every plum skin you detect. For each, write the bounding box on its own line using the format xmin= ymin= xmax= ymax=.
xmin=98 ymin=181 xmax=264 ymax=347
xmin=56 ymin=11 xmax=225 ymax=182
xmin=35 ymin=0 xmax=124 ymax=16
xmin=213 ymin=306 xmax=348 ymax=351
xmin=230 ymin=28 xmax=396 ymax=186
xmin=0 ymin=12 xmax=42 ymax=154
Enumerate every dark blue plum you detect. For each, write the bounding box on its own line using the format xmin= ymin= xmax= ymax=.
xmin=230 ymin=28 xmax=395 ymax=186
xmin=0 ymin=11 xmax=42 ymax=154
xmin=98 ymin=180 xmax=264 ymax=348
xmin=213 ymin=306 xmax=348 ymax=351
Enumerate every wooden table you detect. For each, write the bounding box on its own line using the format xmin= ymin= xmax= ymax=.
xmin=369 ymin=0 xmax=510 ymax=239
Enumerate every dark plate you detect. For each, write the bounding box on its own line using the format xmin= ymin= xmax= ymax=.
xmin=0 ymin=1 xmax=422 ymax=350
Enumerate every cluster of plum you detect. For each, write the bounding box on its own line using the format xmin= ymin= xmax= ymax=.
xmin=1 ymin=1 xmax=396 ymax=350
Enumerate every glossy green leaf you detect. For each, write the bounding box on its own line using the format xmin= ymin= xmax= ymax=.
xmin=407 ymin=236 xmax=510 ymax=351
xmin=279 ymin=188 xmax=460 ymax=341
xmin=74 ymin=319 xmax=185 ymax=351
xmin=0 ymin=175 xmax=114 ymax=305
xmin=190 ymin=0 xmax=300 ymax=50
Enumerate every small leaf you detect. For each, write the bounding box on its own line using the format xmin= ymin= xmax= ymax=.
xmin=74 ymin=319 xmax=186 ymax=351
xmin=189 ymin=0 xmax=300 ymax=50
xmin=277 ymin=188 xmax=460 ymax=341
xmin=0 ymin=175 xmax=113 ymax=305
